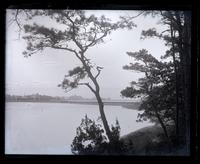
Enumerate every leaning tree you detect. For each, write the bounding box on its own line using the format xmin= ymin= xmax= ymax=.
xmin=12 ymin=9 xmax=137 ymax=142
xmin=121 ymin=49 xmax=176 ymax=143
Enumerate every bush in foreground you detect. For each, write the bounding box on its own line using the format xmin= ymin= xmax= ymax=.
xmin=71 ymin=115 xmax=132 ymax=155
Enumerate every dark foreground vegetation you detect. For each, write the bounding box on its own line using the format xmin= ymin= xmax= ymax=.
xmin=71 ymin=115 xmax=187 ymax=155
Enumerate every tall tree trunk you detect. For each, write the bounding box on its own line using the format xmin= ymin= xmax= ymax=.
xmin=182 ymin=11 xmax=191 ymax=154
xmin=89 ymin=71 xmax=113 ymax=142
xmin=95 ymin=91 xmax=113 ymax=142
xmin=175 ymin=12 xmax=186 ymax=146
xmin=175 ymin=11 xmax=191 ymax=154
xmin=92 ymin=77 xmax=113 ymax=142
xmin=79 ymin=53 xmax=113 ymax=142
xmin=170 ymin=22 xmax=180 ymax=139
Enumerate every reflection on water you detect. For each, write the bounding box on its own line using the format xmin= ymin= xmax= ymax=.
xmin=5 ymin=102 xmax=153 ymax=154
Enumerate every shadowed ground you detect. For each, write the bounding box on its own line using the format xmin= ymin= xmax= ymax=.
xmin=120 ymin=125 xmax=187 ymax=156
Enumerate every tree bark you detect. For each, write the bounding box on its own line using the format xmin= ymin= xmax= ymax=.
xmin=151 ymin=101 xmax=171 ymax=145
xmin=95 ymin=91 xmax=113 ymax=142
xmin=170 ymin=21 xmax=180 ymax=139
xmin=182 ymin=11 xmax=191 ymax=154
xmin=155 ymin=110 xmax=169 ymax=139
xmin=174 ymin=12 xmax=191 ymax=154
xmin=155 ymin=110 xmax=172 ymax=151
xmin=79 ymin=52 xmax=113 ymax=142
xmin=175 ymin=12 xmax=186 ymax=146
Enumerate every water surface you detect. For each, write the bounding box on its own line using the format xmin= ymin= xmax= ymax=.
xmin=5 ymin=102 xmax=153 ymax=154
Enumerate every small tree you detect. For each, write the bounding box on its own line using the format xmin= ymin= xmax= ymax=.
xmin=71 ymin=115 xmax=127 ymax=155
xmin=71 ymin=115 xmax=107 ymax=155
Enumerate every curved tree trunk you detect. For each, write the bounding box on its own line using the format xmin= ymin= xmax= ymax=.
xmin=95 ymin=91 xmax=113 ymax=142
xmin=79 ymin=53 xmax=113 ymax=142
xmin=155 ymin=110 xmax=169 ymax=139
xmin=155 ymin=110 xmax=172 ymax=151
xmin=89 ymin=74 xmax=113 ymax=142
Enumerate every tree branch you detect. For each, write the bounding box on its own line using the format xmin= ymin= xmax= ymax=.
xmin=63 ymin=13 xmax=84 ymax=51
xmin=84 ymin=30 xmax=109 ymax=51
xmin=14 ymin=10 xmax=22 ymax=30
xmin=51 ymin=45 xmax=77 ymax=53
xmin=95 ymin=66 xmax=103 ymax=79
xmin=78 ymin=82 xmax=96 ymax=94
xmin=129 ymin=11 xmax=145 ymax=19
xmin=52 ymin=45 xmax=84 ymax=60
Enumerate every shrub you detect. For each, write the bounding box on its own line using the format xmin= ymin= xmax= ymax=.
xmin=71 ymin=115 xmax=130 ymax=155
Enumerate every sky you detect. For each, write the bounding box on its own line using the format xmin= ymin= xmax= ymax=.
xmin=6 ymin=10 xmax=168 ymax=99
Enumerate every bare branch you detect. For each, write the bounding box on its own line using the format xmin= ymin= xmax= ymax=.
xmin=51 ymin=45 xmax=83 ymax=61
xmin=95 ymin=66 xmax=103 ymax=79
xmin=161 ymin=29 xmax=170 ymax=35
xmin=129 ymin=11 xmax=145 ymax=19
xmin=78 ymin=82 xmax=96 ymax=94
xmin=51 ymin=45 xmax=77 ymax=54
xmin=14 ymin=10 xmax=22 ymax=30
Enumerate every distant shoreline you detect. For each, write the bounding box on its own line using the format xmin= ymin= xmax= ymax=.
xmin=6 ymin=100 xmax=140 ymax=109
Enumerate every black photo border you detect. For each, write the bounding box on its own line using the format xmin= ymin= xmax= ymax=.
xmin=0 ymin=0 xmax=198 ymax=161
